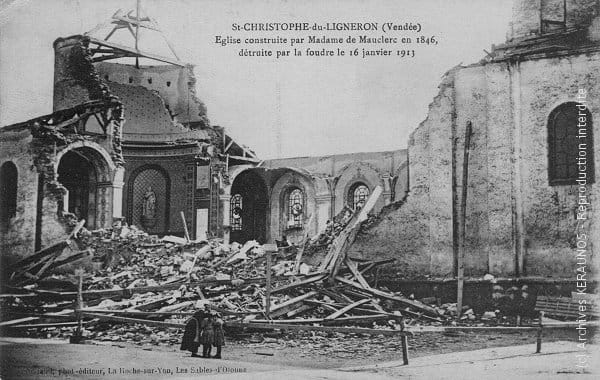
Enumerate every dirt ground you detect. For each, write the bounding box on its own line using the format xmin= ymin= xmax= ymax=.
xmin=96 ymin=327 xmax=594 ymax=369
xmin=1 ymin=328 xmax=597 ymax=380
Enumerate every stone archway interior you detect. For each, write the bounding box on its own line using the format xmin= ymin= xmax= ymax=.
xmin=58 ymin=150 xmax=98 ymax=226
xmin=230 ymin=171 xmax=268 ymax=244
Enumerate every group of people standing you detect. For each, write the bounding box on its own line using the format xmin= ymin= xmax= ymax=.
xmin=180 ymin=308 xmax=225 ymax=358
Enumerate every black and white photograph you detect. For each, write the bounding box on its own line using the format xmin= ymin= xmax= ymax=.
xmin=0 ymin=0 xmax=598 ymax=378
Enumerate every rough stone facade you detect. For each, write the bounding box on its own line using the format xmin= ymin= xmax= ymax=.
xmin=352 ymin=0 xmax=600 ymax=280
xmin=0 ymin=100 xmax=125 ymax=262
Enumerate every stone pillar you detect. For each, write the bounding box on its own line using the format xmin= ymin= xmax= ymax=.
xmin=315 ymin=195 xmax=332 ymax=234
xmin=220 ymin=194 xmax=231 ymax=244
xmin=96 ymin=184 xmax=112 ymax=229
xmin=111 ymin=167 xmax=125 ymax=221
xmin=382 ymin=174 xmax=393 ymax=205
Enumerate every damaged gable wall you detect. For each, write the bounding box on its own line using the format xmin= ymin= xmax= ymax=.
xmin=349 ymin=71 xmax=457 ymax=279
xmin=351 ymin=27 xmax=600 ymax=280
xmin=53 ymin=36 xmax=110 ymax=112
xmin=0 ymin=100 xmax=125 ymax=263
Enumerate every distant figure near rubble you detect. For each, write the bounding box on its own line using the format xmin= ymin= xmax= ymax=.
xmin=180 ymin=310 xmax=206 ymax=357
xmin=212 ymin=312 xmax=225 ymax=359
xmin=200 ymin=310 xmax=215 ymax=358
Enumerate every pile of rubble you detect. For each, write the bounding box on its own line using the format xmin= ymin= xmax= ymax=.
xmin=3 ymin=185 xmax=566 ymax=348
xmin=2 ymin=187 xmax=445 ymax=344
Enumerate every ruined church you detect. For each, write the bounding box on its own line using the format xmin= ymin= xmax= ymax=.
xmin=0 ymin=8 xmax=406 ymax=264
xmin=1 ymin=0 xmax=599 ymax=289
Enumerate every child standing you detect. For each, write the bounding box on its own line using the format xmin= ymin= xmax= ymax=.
xmin=212 ymin=313 xmax=225 ymax=359
xmin=200 ymin=312 xmax=214 ymax=358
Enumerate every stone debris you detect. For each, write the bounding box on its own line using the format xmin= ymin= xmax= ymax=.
xmin=0 ymin=210 xmax=434 ymax=344
xmin=0 ymin=188 xmax=568 ymax=347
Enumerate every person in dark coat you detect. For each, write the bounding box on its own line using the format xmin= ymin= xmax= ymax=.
xmin=200 ymin=312 xmax=215 ymax=358
xmin=212 ymin=313 xmax=225 ymax=359
xmin=180 ymin=310 xmax=205 ymax=357
xmin=518 ymin=285 xmax=537 ymax=319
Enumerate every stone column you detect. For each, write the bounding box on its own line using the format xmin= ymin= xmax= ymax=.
xmin=220 ymin=194 xmax=231 ymax=245
xmin=96 ymin=184 xmax=112 ymax=229
xmin=315 ymin=195 xmax=332 ymax=235
xmin=381 ymin=174 xmax=393 ymax=206
xmin=111 ymin=166 xmax=125 ymax=222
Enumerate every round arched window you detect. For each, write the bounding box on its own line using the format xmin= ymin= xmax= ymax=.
xmin=287 ymin=188 xmax=304 ymax=228
xmin=349 ymin=183 xmax=369 ymax=210
xmin=230 ymin=194 xmax=243 ymax=231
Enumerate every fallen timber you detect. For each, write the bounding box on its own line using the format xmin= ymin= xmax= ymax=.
xmin=9 ymin=275 xmax=300 ymax=301
xmin=79 ymin=311 xmax=411 ymax=337
xmin=2 ymin=191 xmax=451 ymax=368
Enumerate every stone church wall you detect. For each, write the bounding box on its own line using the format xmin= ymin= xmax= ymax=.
xmin=0 ymin=129 xmax=39 ymax=260
xmin=349 ymin=70 xmax=457 ymax=279
xmin=351 ymin=50 xmax=600 ymax=280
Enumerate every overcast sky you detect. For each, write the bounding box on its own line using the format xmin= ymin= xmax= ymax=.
xmin=0 ymin=0 xmax=512 ymax=159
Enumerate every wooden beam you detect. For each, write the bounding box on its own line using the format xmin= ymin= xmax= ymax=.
xmin=271 ymin=272 xmax=327 ymax=294
xmin=264 ymin=245 xmax=276 ymax=318
xmin=251 ymin=314 xmax=392 ymax=325
xmin=0 ymin=317 xmax=39 ymax=327
xmin=217 ymin=154 xmax=260 ymax=163
xmin=80 ymin=308 xmax=193 ymax=317
xmin=27 ymin=276 xmax=278 ymax=300
xmin=81 ymin=312 xmax=182 ymax=329
xmin=8 ymin=322 xmax=88 ymax=329
xmin=223 ymin=139 xmax=234 ymax=153
xmin=229 ymin=321 xmax=411 ymax=336
xmin=323 ymin=186 xmax=383 ymax=280
xmin=320 ymin=288 xmax=354 ymax=303
xmin=112 ymin=15 xmax=160 ymax=31
xmin=269 ymin=291 xmax=318 ymax=314
xmin=180 ymin=211 xmax=190 ymax=242
xmin=325 ymin=299 xmax=370 ymax=320
xmin=92 ymin=54 xmax=128 ymax=63
xmin=334 ymin=276 xmax=440 ymax=317
xmin=457 ymin=121 xmax=473 ymax=318
xmin=286 ymin=304 xmax=315 ymax=318
xmin=88 ymin=37 xmax=185 ymax=66
xmin=345 ymin=258 xmax=371 ymax=289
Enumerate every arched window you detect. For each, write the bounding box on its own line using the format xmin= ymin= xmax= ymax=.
xmin=230 ymin=194 xmax=243 ymax=231
xmin=0 ymin=161 xmax=18 ymax=230
xmin=287 ymin=188 xmax=304 ymax=228
xmin=349 ymin=183 xmax=370 ymax=210
xmin=548 ymin=102 xmax=594 ymax=185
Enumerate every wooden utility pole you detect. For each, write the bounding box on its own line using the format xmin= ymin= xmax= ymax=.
xmin=457 ymin=121 xmax=473 ymax=318
xmin=263 ymin=244 xmax=278 ymax=319
xmin=70 ymin=270 xmax=84 ymax=344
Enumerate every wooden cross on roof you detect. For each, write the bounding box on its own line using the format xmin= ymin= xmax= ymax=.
xmin=85 ymin=0 xmax=184 ymax=67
